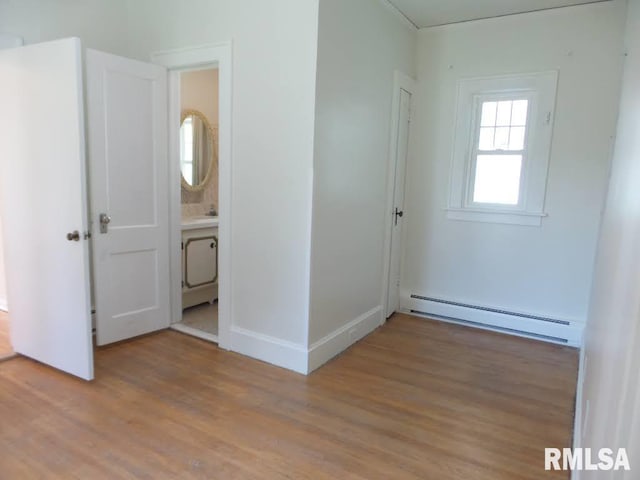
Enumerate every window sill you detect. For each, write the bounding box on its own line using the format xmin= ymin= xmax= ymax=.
xmin=446 ymin=207 xmax=547 ymax=226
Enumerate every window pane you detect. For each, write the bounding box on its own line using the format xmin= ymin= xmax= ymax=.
xmin=509 ymin=126 xmax=526 ymax=150
xmin=494 ymin=127 xmax=510 ymax=150
xmin=183 ymin=118 xmax=193 ymax=141
xmin=481 ymin=101 xmax=497 ymax=127
xmin=511 ymin=100 xmax=529 ymax=126
xmin=473 ymin=155 xmax=522 ymax=205
xmin=182 ymin=164 xmax=193 ymax=184
xmin=496 ymin=101 xmax=512 ymax=126
xmin=181 ymin=119 xmax=194 ymax=163
xmin=478 ymin=127 xmax=495 ymax=150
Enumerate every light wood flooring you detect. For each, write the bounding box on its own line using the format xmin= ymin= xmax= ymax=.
xmin=0 ymin=310 xmax=13 ymax=359
xmin=0 ymin=314 xmax=578 ymax=479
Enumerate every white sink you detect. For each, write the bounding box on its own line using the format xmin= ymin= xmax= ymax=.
xmin=181 ymin=215 xmax=219 ymax=230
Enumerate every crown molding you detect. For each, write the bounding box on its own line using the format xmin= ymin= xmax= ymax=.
xmin=375 ymin=0 xmax=419 ymax=31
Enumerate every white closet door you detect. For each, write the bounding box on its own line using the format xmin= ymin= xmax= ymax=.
xmin=85 ymin=49 xmax=171 ymax=345
xmin=386 ymin=88 xmax=412 ymax=318
xmin=0 ymin=38 xmax=94 ymax=380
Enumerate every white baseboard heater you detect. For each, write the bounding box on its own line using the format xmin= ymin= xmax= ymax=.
xmin=405 ymin=294 xmax=583 ymax=347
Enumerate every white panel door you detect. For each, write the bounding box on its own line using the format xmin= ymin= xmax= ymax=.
xmin=386 ymin=88 xmax=412 ymax=318
xmin=0 ymin=38 xmax=94 ymax=380
xmin=85 ymin=49 xmax=171 ymax=345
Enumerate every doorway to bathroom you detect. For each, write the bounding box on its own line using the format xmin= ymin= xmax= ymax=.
xmin=0 ymin=39 xmax=232 ymax=380
xmin=152 ymin=44 xmax=232 ymax=348
xmin=173 ymin=67 xmax=220 ymax=342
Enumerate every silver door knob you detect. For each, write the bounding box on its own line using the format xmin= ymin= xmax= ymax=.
xmin=99 ymin=213 xmax=111 ymax=234
xmin=66 ymin=230 xmax=80 ymax=242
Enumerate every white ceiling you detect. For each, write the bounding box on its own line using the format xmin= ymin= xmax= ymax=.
xmin=386 ymin=0 xmax=611 ymax=28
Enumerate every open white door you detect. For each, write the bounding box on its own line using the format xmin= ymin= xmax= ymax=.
xmin=0 ymin=38 xmax=94 ymax=380
xmin=85 ymin=49 xmax=171 ymax=345
xmin=386 ymin=87 xmax=412 ymax=318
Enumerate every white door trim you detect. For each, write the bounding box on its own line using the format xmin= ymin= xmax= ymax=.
xmin=381 ymin=71 xmax=415 ymax=320
xmin=151 ymin=43 xmax=233 ymax=350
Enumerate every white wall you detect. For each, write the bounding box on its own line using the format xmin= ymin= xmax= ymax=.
xmin=403 ymin=2 xmax=626 ymax=332
xmin=126 ymin=0 xmax=319 ymax=355
xmin=0 ymin=218 xmax=6 ymax=311
xmin=0 ymin=0 xmax=130 ymax=55
xmin=575 ymin=0 xmax=640 ymax=476
xmin=308 ymin=0 xmax=415 ymax=361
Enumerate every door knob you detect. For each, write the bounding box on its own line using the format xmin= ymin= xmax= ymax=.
xmin=99 ymin=213 xmax=111 ymax=234
xmin=394 ymin=207 xmax=404 ymax=225
xmin=66 ymin=230 xmax=80 ymax=242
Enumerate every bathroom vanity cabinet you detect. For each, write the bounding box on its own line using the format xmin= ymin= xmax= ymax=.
xmin=181 ymin=219 xmax=219 ymax=309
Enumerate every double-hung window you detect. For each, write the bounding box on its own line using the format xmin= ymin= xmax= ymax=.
xmin=448 ymin=72 xmax=558 ymax=226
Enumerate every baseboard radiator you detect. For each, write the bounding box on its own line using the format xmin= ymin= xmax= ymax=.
xmin=405 ymin=294 xmax=583 ymax=347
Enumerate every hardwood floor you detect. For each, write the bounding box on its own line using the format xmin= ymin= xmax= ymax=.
xmin=0 ymin=310 xmax=13 ymax=359
xmin=0 ymin=314 xmax=577 ymax=479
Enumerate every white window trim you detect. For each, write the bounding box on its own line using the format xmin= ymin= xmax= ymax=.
xmin=447 ymin=71 xmax=558 ymax=226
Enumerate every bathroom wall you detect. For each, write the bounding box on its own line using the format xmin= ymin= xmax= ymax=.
xmin=180 ymin=68 xmax=219 ymax=217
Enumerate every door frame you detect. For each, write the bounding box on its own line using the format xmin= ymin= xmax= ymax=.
xmin=381 ymin=71 xmax=415 ymax=319
xmin=151 ymin=43 xmax=233 ymax=350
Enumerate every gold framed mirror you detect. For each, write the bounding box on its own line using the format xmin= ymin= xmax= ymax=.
xmin=180 ymin=109 xmax=217 ymax=192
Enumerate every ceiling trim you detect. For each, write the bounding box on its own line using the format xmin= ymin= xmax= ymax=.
xmin=376 ymin=0 xmax=419 ymax=31
xmin=392 ymin=0 xmax=613 ymax=29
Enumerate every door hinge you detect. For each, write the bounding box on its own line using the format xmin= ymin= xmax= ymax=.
xmin=181 ymin=241 xmax=184 ymax=250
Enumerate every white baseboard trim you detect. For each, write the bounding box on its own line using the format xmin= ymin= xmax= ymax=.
xmin=404 ymin=295 xmax=583 ymax=347
xmin=308 ymin=306 xmax=384 ymax=373
xmin=0 ymin=298 xmax=7 ymax=312
xmin=230 ymin=326 xmax=308 ymax=375
xmin=229 ymin=307 xmax=384 ymax=375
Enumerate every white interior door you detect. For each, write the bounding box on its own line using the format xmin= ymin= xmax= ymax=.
xmin=0 ymin=38 xmax=94 ymax=380
xmin=86 ymin=49 xmax=171 ymax=345
xmin=386 ymin=88 xmax=412 ymax=318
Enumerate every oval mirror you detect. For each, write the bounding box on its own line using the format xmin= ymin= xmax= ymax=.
xmin=180 ymin=109 xmax=216 ymax=191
